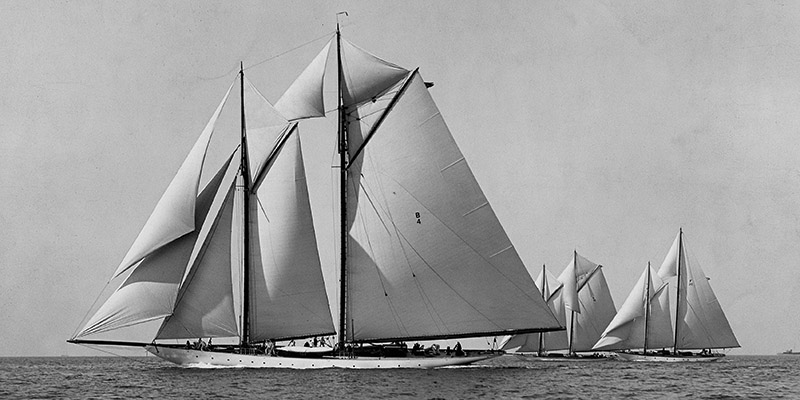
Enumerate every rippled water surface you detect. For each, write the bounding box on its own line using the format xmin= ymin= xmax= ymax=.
xmin=1 ymin=355 xmax=797 ymax=399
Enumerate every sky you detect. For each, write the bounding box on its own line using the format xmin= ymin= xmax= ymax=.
xmin=1 ymin=0 xmax=799 ymax=356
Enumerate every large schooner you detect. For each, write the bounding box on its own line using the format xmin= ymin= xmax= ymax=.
xmin=68 ymin=24 xmax=562 ymax=369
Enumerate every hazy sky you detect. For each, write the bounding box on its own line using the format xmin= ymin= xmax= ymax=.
xmin=2 ymin=0 xmax=799 ymax=356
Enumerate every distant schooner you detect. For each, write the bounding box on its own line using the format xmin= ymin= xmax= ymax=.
xmin=68 ymin=23 xmax=562 ymax=368
xmin=593 ymin=229 xmax=740 ymax=362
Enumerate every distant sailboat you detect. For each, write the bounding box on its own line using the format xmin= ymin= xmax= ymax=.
xmin=67 ymin=23 xmax=561 ymax=369
xmin=502 ymin=251 xmax=616 ymax=359
xmin=594 ymin=229 xmax=739 ymax=362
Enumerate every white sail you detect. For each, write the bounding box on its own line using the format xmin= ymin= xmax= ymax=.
xmin=536 ymin=266 xmax=562 ymax=300
xmin=243 ymin=77 xmax=290 ymax=186
xmin=340 ymin=38 xmax=409 ymax=107
xmin=156 ymin=181 xmax=239 ymax=340
xmin=542 ymin=286 xmax=570 ymax=350
xmin=275 ymin=40 xmax=331 ymax=121
xmin=501 ymin=267 xmax=565 ymax=352
xmin=504 ymin=254 xmax=617 ymax=353
xmin=344 ymin=70 xmax=559 ymax=342
xmin=113 ymin=81 xmax=235 ymax=278
xmin=593 ymin=266 xmax=672 ymax=351
xmin=247 ymin=131 xmax=336 ymax=341
xmin=570 ymin=267 xmax=617 ymax=351
xmin=77 ymin=154 xmax=235 ymax=337
xmin=658 ymin=232 xmax=740 ymax=350
xmin=559 ymin=254 xmax=583 ymax=314
xmin=656 ymin=231 xmax=683 ymax=281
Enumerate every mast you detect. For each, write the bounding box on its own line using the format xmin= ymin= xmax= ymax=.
xmin=240 ymin=62 xmax=252 ymax=346
xmin=568 ymin=250 xmax=576 ymax=356
xmin=538 ymin=264 xmax=546 ymax=356
xmin=673 ymin=228 xmax=683 ymax=353
xmin=336 ymin=22 xmax=348 ymax=355
xmin=643 ymin=262 xmax=651 ymax=354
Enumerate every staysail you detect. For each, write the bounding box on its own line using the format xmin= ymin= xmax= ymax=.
xmin=657 ymin=231 xmax=740 ymax=350
xmin=340 ymin=39 xmax=559 ymax=342
xmin=156 ymin=180 xmax=240 ymax=339
xmin=275 ymin=40 xmax=332 ymax=121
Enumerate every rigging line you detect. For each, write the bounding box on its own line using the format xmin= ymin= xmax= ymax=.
xmin=75 ymin=343 xmax=153 ymax=364
xmin=394 ymin=226 xmax=502 ymax=330
xmin=348 ymin=149 xmax=409 ymax=336
xmin=243 ymin=31 xmax=335 ymax=72
xmin=397 ymin=228 xmax=450 ymax=335
xmin=70 ymin=275 xmax=119 ymax=339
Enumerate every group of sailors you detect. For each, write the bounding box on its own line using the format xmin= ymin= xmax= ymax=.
xmin=184 ymin=336 xmax=466 ymax=357
xmin=411 ymin=341 xmax=464 ymax=357
xmin=186 ymin=338 xmax=212 ymax=351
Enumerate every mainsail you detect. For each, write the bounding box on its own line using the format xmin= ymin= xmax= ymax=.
xmin=339 ymin=37 xmax=560 ymax=342
xmin=657 ymin=230 xmax=740 ymax=350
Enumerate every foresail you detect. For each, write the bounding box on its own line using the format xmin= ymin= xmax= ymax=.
xmin=676 ymin=248 xmax=740 ymax=349
xmin=647 ymin=283 xmax=674 ymax=349
xmin=340 ymin=38 xmax=409 ymax=107
xmin=247 ymin=132 xmax=335 ymax=341
xmin=156 ymin=180 xmax=239 ymax=340
xmin=570 ymin=268 xmax=617 ymax=352
xmin=344 ymin=71 xmax=559 ymax=342
xmin=593 ymin=266 xmax=650 ymax=351
xmin=77 ymin=153 xmax=236 ymax=338
xmin=656 ymin=231 xmax=683 ymax=281
xmin=558 ymin=252 xmax=600 ymax=314
xmin=542 ymin=287 xmax=569 ymax=350
xmin=275 ymin=40 xmax=331 ymax=121
xmin=243 ymin=77 xmax=290 ymax=186
xmin=113 ymin=80 xmax=235 ymax=278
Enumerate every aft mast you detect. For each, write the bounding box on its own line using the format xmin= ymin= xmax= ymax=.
xmin=538 ymin=264 xmax=546 ymax=356
xmin=672 ymin=227 xmax=683 ymax=354
xmin=240 ymin=62 xmax=252 ymax=346
xmin=568 ymin=250 xmax=577 ymax=356
xmin=335 ymin=18 xmax=348 ymax=356
xmin=643 ymin=262 xmax=651 ymax=354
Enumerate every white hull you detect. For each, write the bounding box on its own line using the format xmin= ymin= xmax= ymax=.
xmin=614 ymin=352 xmax=723 ymax=362
xmin=146 ymin=346 xmax=500 ymax=369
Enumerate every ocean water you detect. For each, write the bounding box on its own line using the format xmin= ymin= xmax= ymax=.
xmin=1 ymin=355 xmax=797 ymax=399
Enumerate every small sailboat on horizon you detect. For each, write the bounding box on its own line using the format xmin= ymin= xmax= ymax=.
xmin=593 ymin=229 xmax=740 ymax=362
xmin=501 ymin=251 xmax=616 ymax=360
xmin=67 ymin=22 xmax=562 ymax=369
